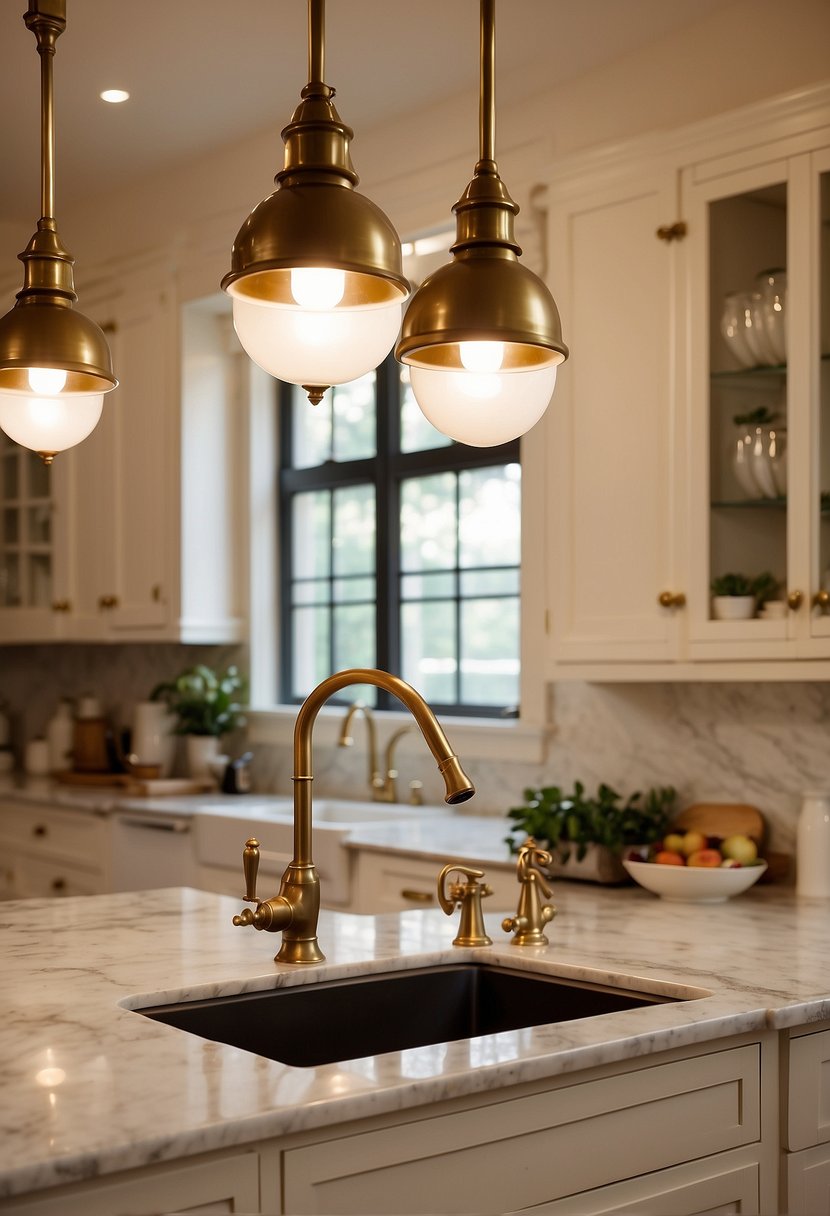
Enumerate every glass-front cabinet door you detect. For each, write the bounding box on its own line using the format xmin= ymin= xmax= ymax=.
xmin=684 ymin=134 xmax=830 ymax=662
xmin=0 ymin=436 xmax=70 ymax=641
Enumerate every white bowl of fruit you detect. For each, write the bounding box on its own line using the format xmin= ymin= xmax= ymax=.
xmin=623 ymin=829 xmax=767 ymax=903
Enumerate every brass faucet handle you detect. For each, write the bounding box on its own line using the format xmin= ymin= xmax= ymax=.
xmin=436 ymin=862 xmax=493 ymax=948
xmin=436 ymin=862 xmax=486 ymax=914
xmin=242 ymin=837 xmax=261 ymax=903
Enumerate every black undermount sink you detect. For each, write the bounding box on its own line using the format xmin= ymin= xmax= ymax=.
xmin=137 ymin=964 xmax=680 ymax=1068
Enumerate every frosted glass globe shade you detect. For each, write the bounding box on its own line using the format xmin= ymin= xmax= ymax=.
xmin=409 ymin=362 xmax=557 ymax=447
xmin=232 ymin=295 xmax=402 ymax=387
xmin=0 ymin=385 xmax=104 ymax=452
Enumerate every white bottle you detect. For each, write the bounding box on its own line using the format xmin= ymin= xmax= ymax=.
xmin=796 ymin=791 xmax=830 ymax=898
xmin=47 ymin=700 xmax=75 ymax=773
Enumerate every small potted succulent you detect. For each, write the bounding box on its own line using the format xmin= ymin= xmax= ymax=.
xmin=151 ymin=664 xmax=247 ymax=778
xmin=710 ymin=572 xmax=756 ymax=620
xmin=505 ymin=781 xmax=676 ymax=884
xmin=711 ymin=571 xmax=780 ymax=620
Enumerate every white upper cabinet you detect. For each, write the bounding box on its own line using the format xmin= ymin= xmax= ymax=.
xmin=546 ymin=85 xmax=830 ymax=679
xmin=0 ymin=251 xmax=246 ymax=645
xmin=547 ymin=164 xmax=682 ymax=664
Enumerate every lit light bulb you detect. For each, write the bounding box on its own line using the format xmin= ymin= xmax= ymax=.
xmin=290 ymin=268 xmax=346 ymax=311
xmin=28 ymin=367 xmax=67 ymax=394
xmin=459 ymin=341 xmax=504 ymax=374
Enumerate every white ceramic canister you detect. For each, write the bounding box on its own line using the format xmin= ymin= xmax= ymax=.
xmin=46 ymin=699 xmax=74 ymax=772
xmin=131 ymin=701 xmax=176 ymax=776
xmin=796 ymin=791 xmax=830 ymax=898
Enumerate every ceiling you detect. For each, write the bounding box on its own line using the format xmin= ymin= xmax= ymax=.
xmin=0 ymin=0 xmax=736 ymax=227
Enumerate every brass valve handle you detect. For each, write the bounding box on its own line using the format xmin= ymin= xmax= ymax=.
xmin=242 ymin=837 xmax=260 ymax=903
xmin=436 ymin=862 xmax=493 ymax=947
xmin=517 ymin=840 xmax=554 ymax=898
xmin=436 ymin=862 xmax=486 ymax=915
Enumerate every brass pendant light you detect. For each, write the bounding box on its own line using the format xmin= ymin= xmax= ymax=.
xmin=222 ymin=0 xmax=410 ymax=405
xmin=0 ymin=0 xmax=116 ymax=465
xmin=396 ymin=0 xmax=568 ymax=448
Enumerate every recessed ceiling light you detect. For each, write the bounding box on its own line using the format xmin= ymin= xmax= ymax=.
xmin=100 ymin=89 xmax=129 ymax=104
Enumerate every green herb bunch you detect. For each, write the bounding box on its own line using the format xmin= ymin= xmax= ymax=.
xmin=506 ymin=781 xmax=676 ymax=863
xmin=150 ymin=664 xmax=247 ymax=738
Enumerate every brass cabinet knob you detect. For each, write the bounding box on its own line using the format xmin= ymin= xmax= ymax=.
xmin=787 ymin=590 xmax=804 ymax=610
xmin=51 ymin=877 xmax=66 ymax=893
xmin=658 ymin=591 xmax=686 ymax=609
xmin=814 ymin=589 xmax=830 ymax=611
xmin=98 ymin=594 xmax=119 ymax=610
xmin=32 ymin=824 xmax=47 ymax=838
xmin=655 ymin=221 xmax=687 ymax=242
xmin=51 ymin=599 xmax=71 ymax=612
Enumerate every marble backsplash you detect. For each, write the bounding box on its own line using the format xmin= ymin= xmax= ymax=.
xmin=1 ymin=643 xmax=828 ymax=855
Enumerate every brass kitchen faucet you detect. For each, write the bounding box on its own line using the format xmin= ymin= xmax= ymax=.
xmin=233 ymin=669 xmax=475 ymax=963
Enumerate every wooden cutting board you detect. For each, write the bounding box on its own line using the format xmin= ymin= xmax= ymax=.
xmin=672 ymin=802 xmax=766 ymax=847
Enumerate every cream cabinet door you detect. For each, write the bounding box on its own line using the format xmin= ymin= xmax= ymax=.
xmin=547 ymin=167 xmax=684 ymax=666
xmin=68 ymin=265 xmax=174 ymax=639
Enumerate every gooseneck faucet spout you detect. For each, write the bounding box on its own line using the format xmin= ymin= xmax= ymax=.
xmin=233 ymin=669 xmax=476 ymax=964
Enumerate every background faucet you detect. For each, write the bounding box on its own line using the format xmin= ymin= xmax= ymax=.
xmin=337 ymin=702 xmax=385 ymax=798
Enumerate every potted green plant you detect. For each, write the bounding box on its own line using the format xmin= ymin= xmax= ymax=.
xmin=151 ymin=664 xmax=247 ymax=778
xmin=505 ymin=781 xmax=676 ymax=884
xmin=710 ymin=572 xmax=756 ymax=620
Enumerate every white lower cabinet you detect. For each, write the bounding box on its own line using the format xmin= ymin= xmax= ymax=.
xmin=0 ymin=801 xmax=110 ymax=898
xmin=279 ymin=1036 xmax=774 ymax=1216
xmin=782 ymin=1021 xmax=830 ymax=1215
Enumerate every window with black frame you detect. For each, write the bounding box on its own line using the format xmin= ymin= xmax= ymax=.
xmin=278 ymin=356 xmax=521 ymax=716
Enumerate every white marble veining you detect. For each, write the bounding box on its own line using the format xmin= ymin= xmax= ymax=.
xmin=1 ymin=882 xmax=829 ymax=1200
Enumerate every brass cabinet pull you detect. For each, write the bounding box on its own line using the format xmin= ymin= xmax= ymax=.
xmin=32 ymin=824 xmax=47 ymax=837
xmin=400 ymin=888 xmax=434 ymax=904
xmin=51 ymin=599 xmax=71 ymax=612
xmin=98 ymin=594 xmax=119 ymax=610
xmin=787 ymin=590 xmax=804 ymax=610
xmin=813 ymin=589 xmax=830 ymax=611
xmin=656 ymin=221 xmax=687 ymax=242
xmin=657 ymin=591 xmax=686 ymax=608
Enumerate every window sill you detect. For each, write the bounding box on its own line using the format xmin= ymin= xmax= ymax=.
xmin=246 ymin=705 xmax=551 ymax=765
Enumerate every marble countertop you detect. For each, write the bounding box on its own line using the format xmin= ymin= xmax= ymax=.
xmin=2 ymin=881 xmax=829 ymax=1200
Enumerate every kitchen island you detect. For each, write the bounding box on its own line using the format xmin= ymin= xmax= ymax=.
xmin=1 ymin=882 xmax=829 ymax=1214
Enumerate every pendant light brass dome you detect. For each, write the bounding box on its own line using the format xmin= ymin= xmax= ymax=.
xmin=396 ymin=0 xmax=567 ymax=448
xmin=222 ymin=0 xmax=409 ymax=404
xmin=0 ymin=0 xmax=116 ymax=464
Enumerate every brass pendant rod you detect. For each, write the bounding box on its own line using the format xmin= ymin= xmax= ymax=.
xmin=24 ymin=4 xmax=66 ymax=221
xmin=479 ymin=0 xmax=496 ymax=164
xmin=308 ymin=0 xmax=325 ymax=85
xmin=40 ymin=36 xmax=56 ymax=218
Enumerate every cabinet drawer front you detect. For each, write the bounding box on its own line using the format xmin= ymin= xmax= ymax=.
xmin=0 ymin=1150 xmax=260 ymax=1216
xmin=785 ymin=1142 xmax=830 ymax=1216
xmin=527 ymin=1154 xmax=760 ymax=1215
xmin=283 ymin=1044 xmax=761 ymax=1214
xmin=14 ymin=855 xmax=105 ymax=898
xmin=788 ymin=1028 xmax=830 ymax=1150
xmin=0 ymin=805 xmax=106 ymax=866
xmin=357 ymin=852 xmax=516 ymax=914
